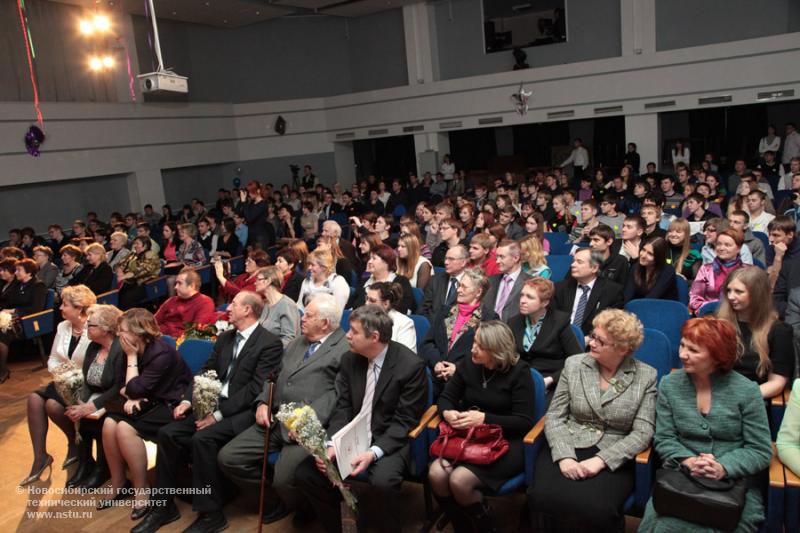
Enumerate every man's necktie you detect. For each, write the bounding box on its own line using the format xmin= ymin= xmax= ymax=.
xmin=445 ymin=277 xmax=459 ymax=306
xmin=303 ymin=341 xmax=321 ymax=362
xmin=494 ymin=275 xmax=514 ymax=316
xmin=572 ymin=285 xmax=590 ymax=327
xmin=358 ymin=360 xmax=377 ymax=445
xmin=222 ymin=332 xmax=244 ymax=397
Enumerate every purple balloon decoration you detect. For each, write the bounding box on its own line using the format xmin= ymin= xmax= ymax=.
xmin=24 ymin=125 xmax=45 ymax=157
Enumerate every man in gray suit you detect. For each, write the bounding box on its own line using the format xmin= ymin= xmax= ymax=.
xmin=481 ymin=239 xmax=531 ymax=322
xmin=217 ymin=293 xmax=348 ymax=525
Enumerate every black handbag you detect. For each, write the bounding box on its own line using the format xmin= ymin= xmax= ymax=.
xmin=653 ymin=458 xmax=746 ymax=532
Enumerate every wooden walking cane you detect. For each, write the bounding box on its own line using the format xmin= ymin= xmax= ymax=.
xmin=257 ymin=375 xmax=276 ymax=533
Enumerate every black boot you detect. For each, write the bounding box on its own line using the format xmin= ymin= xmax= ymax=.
xmin=79 ymin=463 xmax=110 ymax=490
xmin=434 ymin=494 xmax=473 ymax=533
xmin=464 ymin=501 xmax=497 ymax=533
xmin=66 ymin=458 xmax=95 ymax=489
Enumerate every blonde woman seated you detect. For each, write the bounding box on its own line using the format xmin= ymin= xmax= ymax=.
xmin=365 ymin=281 xmax=416 ymax=353
xmin=429 ymin=320 xmax=535 ymax=532
xmin=106 ymin=231 xmax=132 ymax=270
xmin=315 ymin=235 xmax=354 ymax=280
xmin=21 ymin=285 xmax=95 ymax=486
xmin=255 ymin=266 xmax=300 ymax=347
xmin=296 ymin=249 xmax=350 ymax=314
xmin=520 ymin=234 xmax=552 ymax=279
xmin=528 ymin=309 xmax=656 ymax=532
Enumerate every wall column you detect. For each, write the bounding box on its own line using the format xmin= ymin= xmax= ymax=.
xmin=333 ymin=142 xmax=356 ymax=187
xmin=127 ymin=169 xmax=165 ymax=213
xmin=414 ymin=132 xmax=450 ymax=176
xmin=620 ymin=0 xmax=656 ymax=56
xmin=624 ymin=113 xmax=661 ymax=174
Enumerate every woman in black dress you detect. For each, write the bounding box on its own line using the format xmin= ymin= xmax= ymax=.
xmin=275 ymin=247 xmax=304 ymax=303
xmin=239 ymin=181 xmax=274 ymax=250
xmin=64 ymin=304 xmax=125 ymax=489
xmin=429 ymin=320 xmax=535 ymax=532
xmin=0 ymin=258 xmax=47 ymax=383
xmin=21 ymin=285 xmax=95 ymax=486
xmin=717 ymin=267 xmax=793 ymax=401
xmin=71 ymin=243 xmax=114 ymax=295
xmin=100 ymin=309 xmax=191 ymax=516
xmin=212 ymin=217 xmax=242 ymax=260
xmin=623 ymin=236 xmax=678 ymax=303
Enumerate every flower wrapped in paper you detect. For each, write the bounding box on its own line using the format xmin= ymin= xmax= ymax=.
xmin=192 ymin=370 xmax=222 ymax=420
xmin=276 ymin=402 xmax=358 ymax=513
xmin=0 ymin=311 xmax=13 ymax=333
xmin=51 ymin=360 xmax=85 ymax=443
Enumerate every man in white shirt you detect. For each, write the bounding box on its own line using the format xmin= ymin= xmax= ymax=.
xmin=747 ymin=190 xmax=775 ymax=233
xmin=783 ymin=123 xmax=800 ymax=165
xmin=559 ymin=138 xmax=590 ymax=186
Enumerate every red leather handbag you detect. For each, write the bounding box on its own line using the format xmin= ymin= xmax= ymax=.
xmin=429 ymin=421 xmax=509 ymax=465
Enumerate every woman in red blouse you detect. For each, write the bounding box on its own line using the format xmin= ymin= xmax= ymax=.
xmin=214 ymin=250 xmax=270 ymax=302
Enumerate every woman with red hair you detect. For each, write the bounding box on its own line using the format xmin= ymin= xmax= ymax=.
xmin=639 ymin=317 xmax=772 ymax=532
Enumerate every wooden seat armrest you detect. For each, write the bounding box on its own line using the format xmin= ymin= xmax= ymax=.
xmin=523 ymin=419 xmax=546 ymax=445
xmin=770 ymin=443 xmax=786 ymax=488
xmin=427 ymin=414 xmax=442 ymax=430
xmin=21 ymin=309 xmax=52 ymax=320
xmin=771 ymin=392 xmax=786 ymax=407
xmin=636 ymin=447 xmax=652 ymax=465
xmin=409 ymin=405 xmax=438 ymax=439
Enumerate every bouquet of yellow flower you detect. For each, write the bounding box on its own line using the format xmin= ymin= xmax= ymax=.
xmin=51 ymin=360 xmax=85 ymax=443
xmin=0 ymin=311 xmax=14 ymax=333
xmin=276 ymin=403 xmax=358 ymax=513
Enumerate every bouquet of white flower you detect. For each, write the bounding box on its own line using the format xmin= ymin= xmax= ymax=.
xmin=0 ymin=311 xmax=14 ymax=333
xmin=192 ymin=370 xmax=222 ymax=420
xmin=276 ymin=403 xmax=358 ymax=513
xmin=51 ymin=361 xmax=85 ymax=443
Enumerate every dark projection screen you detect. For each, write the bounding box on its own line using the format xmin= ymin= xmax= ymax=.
xmin=482 ymin=0 xmax=567 ymax=54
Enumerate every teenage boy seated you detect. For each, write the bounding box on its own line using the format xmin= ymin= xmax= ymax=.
xmin=640 ymin=205 xmax=666 ymax=240
xmin=596 ymin=194 xmax=625 ymax=238
xmin=588 ymin=224 xmax=628 ymax=286
xmin=619 ymin=215 xmax=645 ymax=261
xmin=728 ymin=210 xmax=766 ymax=266
xmin=568 ymin=199 xmax=598 ymax=244
xmin=746 ymin=190 xmax=775 ymax=233
xmin=659 ymin=175 xmax=684 ymax=214
xmin=767 ymin=216 xmax=800 ymax=288
xmin=683 ymin=193 xmax=714 ymax=222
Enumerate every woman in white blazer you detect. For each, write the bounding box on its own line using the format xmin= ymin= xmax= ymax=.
xmin=365 ymin=281 xmax=417 ymax=353
xmin=21 ymin=285 xmax=96 ymax=486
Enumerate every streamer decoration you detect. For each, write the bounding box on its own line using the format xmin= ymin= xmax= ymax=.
xmin=17 ymin=0 xmax=44 ymax=128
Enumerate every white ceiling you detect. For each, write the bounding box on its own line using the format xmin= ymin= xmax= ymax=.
xmin=50 ymin=0 xmax=423 ymax=27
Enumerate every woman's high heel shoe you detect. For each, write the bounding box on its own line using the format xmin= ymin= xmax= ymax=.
xmin=19 ymin=455 xmax=54 ymax=487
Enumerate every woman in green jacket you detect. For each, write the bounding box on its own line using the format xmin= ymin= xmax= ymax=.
xmin=639 ymin=317 xmax=772 ymax=532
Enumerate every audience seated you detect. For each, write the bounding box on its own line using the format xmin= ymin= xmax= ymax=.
xmin=32 ymin=245 xmax=58 ymax=289
xmin=716 ymin=267 xmax=793 ymax=400
xmin=71 ymin=242 xmax=113 ymax=295
xmin=66 ymin=304 xmax=125 ymax=490
xmin=519 ymin=234 xmax=552 ymax=279
xmin=153 ymin=269 xmax=215 ymax=338
xmin=588 ymin=224 xmax=629 ymax=286
xmin=255 ymin=265 xmax=300 ymax=347
xmin=275 ymin=247 xmax=305 ymax=303
xmin=396 ymin=234 xmax=432 ymax=290
xmin=316 ymin=235 xmax=355 ymax=280
xmin=429 ymin=320 xmax=535 ymax=531
xmin=55 ymin=244 xmax=84 ymax=298
xmin=767 ymin=215 xmax=800 ymax=286
xmin=421 ymin=267 xmax=491 ymax=396
xmin=618 ymin=215 xmax=645 ymax=261
xmin=21 ymin=285 xmax=96 ymax=486
xmin=115 ymin=236 xmax=161 ymax=309
xmin=175 ymin=223 xmax=206 ymax=268
xmin=639 ymin=317 xmax=772 ymax=532
xmin=665 ymin=219 xmax=702 ymax=279
xmin=0 ymin=258 xmax=47 ymax=382
xmin=350 ymin=244 xmax=415 ymax=314
xmin=508 ymin=278 xmax=583 ymax=390
xmin=365 ymin=281 xmax=416 ymax=353
xmin=481 ymin=240 xmax=532 ymax=323
xmin=729 ymin=210 xmax=767 ymax=266
xmin=294 ymin=305 xmax=426 ymax=533
xmin=432 ymin=218 xmax=468 ymax=268
xmin=134 ymin=291 xmax=282 ymax=532
xmin=215 ymin=249 xmax=270 ymax=303
xmin=553 ymin=248 xmax=624 ymax=334
xmin=218 ymin=294 xmax=347 ymax=525
xmin=297 ymin=249 xmax=350 ymax=314
xmin=101 ymin=309 xmax=192 ymax=516
xmin=419 ymin=244 xmax=468 ymax=320
xmin=529 ymin=309 xmax=655 ymax=532
xmin=689 ymin=228 xmax=745 ymax=313
xmin=624 ymin=237 xmax=678 ymax=302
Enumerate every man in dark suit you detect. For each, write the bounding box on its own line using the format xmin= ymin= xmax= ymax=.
xmin=322 ymin=220 xmax=357 ymax=270
xmin=218 ymin=294 xmax=349 ymax=525
xmin=553 ymin=248 xmax=624 ymax=335
xmin=319 ymin=190 xmax=342 ymax=221
xmin=773 ymin=257 xmax=800 ymax=318
xmin=481 ymin=240 xmax=531 ymax=323
xmin=133 ymin=291 xmax=283 ymax=533
xmin=418 ymin=244 xmax=469 ymax=320
xmin=295 ymin=305 xmax=427 ymax=533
